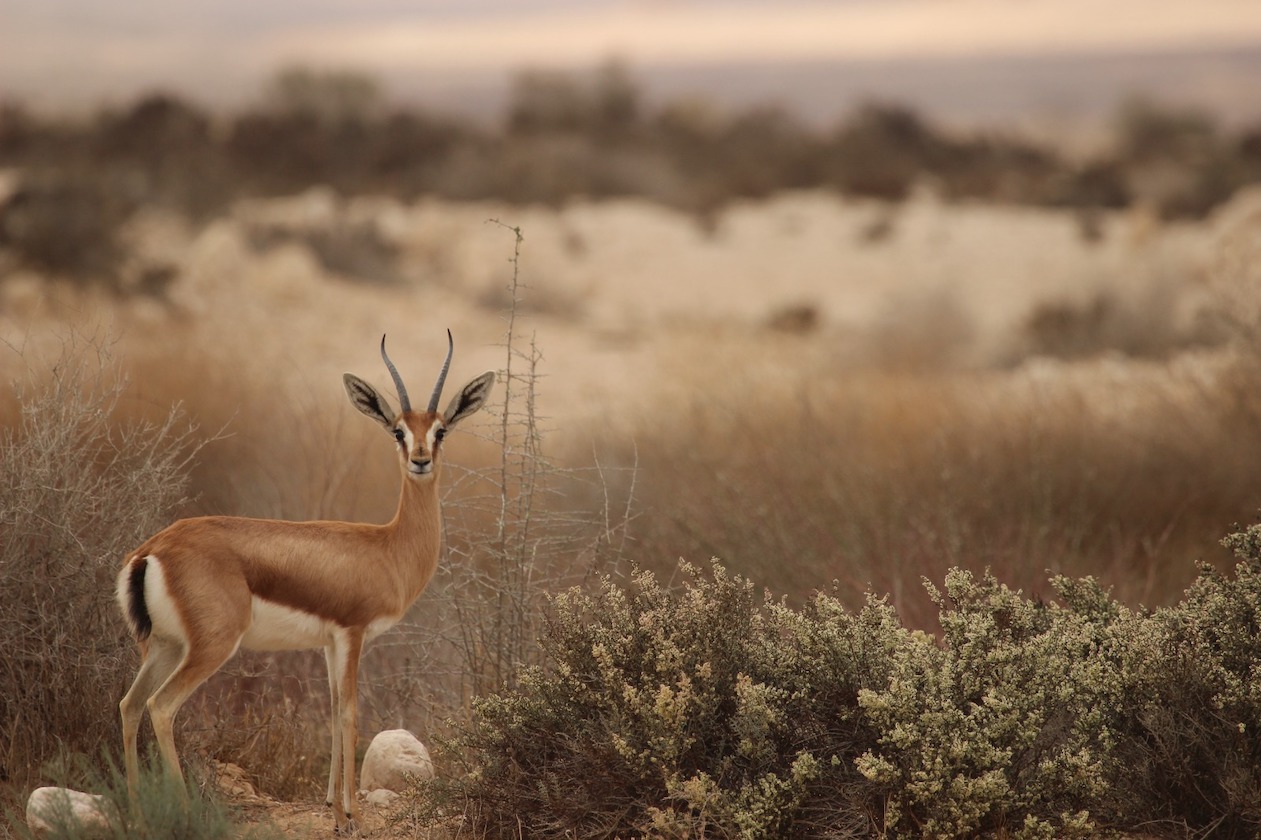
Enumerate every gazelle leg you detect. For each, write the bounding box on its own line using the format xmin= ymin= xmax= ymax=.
xmin=119 ymin=639 xmax=183 ymax=797
xmin=145 ymin=636 xmax=240 ymax=793
xmin=329 ymin=630 xmax=365 ymax=835
xmin=324 ymin=644 xmax=341 ymax=807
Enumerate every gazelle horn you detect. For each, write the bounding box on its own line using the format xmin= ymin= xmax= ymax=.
xmin=379 ymin=335 xmax=411 ymax=414
xmin=428 ymin=330 xmax=454 ymax=412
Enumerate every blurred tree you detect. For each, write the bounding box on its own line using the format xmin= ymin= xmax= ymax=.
xmin=1116 ymin=96 xmax=1219 ymax=163
xmin=507 ymin=69 xmax=589 ymax=135
xmin=96 ymin=93 xmax=212 ymax=157
xmin=92 ymin=93 xmax=230 ymax=218
xmin=825 ymin=104 xmax=942 ymax=199
xmin=0 ymin=101 xmax=35 ymax=156
xmin=265 ymin=66 xmax=383 ymax=126
xmin=507 ymin=60 xmax=642 ymax=140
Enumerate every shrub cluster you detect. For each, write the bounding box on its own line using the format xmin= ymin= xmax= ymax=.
xmin=0 ymin=335 xmax=202 ymax=788
xmin=3 ymin=67 xmax=1261 ymax=288
xmin=416 ymin=528 xmax=1261 ymax=839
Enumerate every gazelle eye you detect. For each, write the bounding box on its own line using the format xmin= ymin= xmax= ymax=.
xmin=434 ymin=427 xmax=447 ymax=443
xmin=393 ymin=428 xmax=405 ymax=443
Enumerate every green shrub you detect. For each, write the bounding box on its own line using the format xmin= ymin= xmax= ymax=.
xmin=856 ymin=570 xmax=1115 ymax=838
xmin=410 ymin=531 xmax=1261 ymax=839
xmin=1101 ymin=531 xmax=1261 ymax=836
xmin=421 ymin=563 xmax=898 ymax=837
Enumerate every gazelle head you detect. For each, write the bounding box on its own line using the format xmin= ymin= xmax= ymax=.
xmin=343 ymin=331 xmax=495 ymax=481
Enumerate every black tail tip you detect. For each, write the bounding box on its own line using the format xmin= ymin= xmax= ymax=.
xmin=125 ymin=557 xmax=152 ymax=642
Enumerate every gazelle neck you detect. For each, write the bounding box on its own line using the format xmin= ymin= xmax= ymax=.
xmin=384 ymin=469 xmax=444 ymax=592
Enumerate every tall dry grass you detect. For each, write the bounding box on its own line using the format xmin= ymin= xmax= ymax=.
xmin=47 ymin=226 xmax=635 ymax=802
xmin=0 ymin=331 xmax=203 ymax=790
xmin=590 ymin=347 xmax=1261 ymax=628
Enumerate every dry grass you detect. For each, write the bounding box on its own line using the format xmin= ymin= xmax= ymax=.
xmin=5 ymin=175 xmax=1261 ymax=833
xmin=0 ymin=231 xmax=636 ymax=806
xmin=0 ymin=330 xmax=204 ymax=790
xmin=588 ymin=349 xmax=1261 ymax=627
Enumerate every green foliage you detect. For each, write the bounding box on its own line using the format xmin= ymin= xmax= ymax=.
xmin=17 ymin=758 xmax=279 ymax=840
xmin=413 ymin=532 xmax=1261 ymax=839
xmin=1101 ymin=531 xmax=1261 ymax=835
xmin=856 ymin=571 xmax=1115 ymax=838
xmin=424 ymin=563 xmax=893 ymax=837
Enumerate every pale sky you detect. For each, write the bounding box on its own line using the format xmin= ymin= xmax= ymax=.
xmin=3 ymin=0 xmax=1261 ymax=117
xmin=266 ymin=0 xmax=1261 ymax=69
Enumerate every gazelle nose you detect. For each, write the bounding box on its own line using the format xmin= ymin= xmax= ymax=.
xmin=408 ymin=458 xmax=433 ymax=475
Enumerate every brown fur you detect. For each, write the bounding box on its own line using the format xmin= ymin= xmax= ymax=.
xmin=133 ymin=474 xmax=441 ymax=633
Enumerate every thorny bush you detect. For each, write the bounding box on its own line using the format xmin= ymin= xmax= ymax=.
xmin=0 ymin=335 xmax=202 ymax=787
xmin=412 ymin=532 xmax=1261 ymax=839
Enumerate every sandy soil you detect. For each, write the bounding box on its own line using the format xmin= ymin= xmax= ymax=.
xmin=213 ymin=760 xmax=417 ymax=839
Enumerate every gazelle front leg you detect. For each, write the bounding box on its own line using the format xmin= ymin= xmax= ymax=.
xmin=324 ymin=645 xmax=342 ymax=808
xmin=330 ymin=630 xmax=365 ymax=834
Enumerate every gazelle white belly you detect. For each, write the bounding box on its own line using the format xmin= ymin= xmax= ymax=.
xmin=241 ymin=597 xmax=335 ymax=651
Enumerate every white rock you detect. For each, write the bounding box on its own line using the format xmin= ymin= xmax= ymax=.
xmin=364 ymin=788 xmax=399 ymax=808
xmin=359 ymin=729 xmax=434 ymax=793
xmin=26 ymin=787 xmax=110 ymax=837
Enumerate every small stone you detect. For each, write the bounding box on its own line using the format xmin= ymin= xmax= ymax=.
xmin=26 ymin=787 xmax=111 ymax=837
xmin=359 ymin=729 xmax=434 ymax=793
xmin=364 ymin=788 xmax=399 ymax=808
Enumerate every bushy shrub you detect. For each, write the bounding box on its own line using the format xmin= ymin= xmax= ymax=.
xmin=0 ymin=334 xmax=202 ymax=786
xmin=412 ymin=534 xmax=1261 ymax=839
xmin=856 ymin=570 xmax=1115 ymax=838
xmin=1101 ymin=531 xmax=1261 ymax=836
xmin=421 ymin=563 xmax=897 ymax=837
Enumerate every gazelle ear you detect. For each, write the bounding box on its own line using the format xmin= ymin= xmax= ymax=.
xmin=343 ymin=373 xmax=396 ymax=429
xmin=443 ymin=371 xmax=496 ymax=428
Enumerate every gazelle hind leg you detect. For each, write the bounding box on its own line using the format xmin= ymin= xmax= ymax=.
xmin=145 ymin=635 xmax=241 ymax=793
xmin=119 ymin=639 xmax=183 ymax=797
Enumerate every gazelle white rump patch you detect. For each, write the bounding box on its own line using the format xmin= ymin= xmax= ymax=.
xmin=141 ymin=557 xmax=187 ymax=644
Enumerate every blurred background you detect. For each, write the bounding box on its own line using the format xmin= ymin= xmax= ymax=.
xmin=6 ymin=0 xmax=1261 ymax=801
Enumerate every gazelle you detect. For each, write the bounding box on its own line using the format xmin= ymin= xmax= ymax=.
xmin=115 ymin=332 xmax=494 ymax=834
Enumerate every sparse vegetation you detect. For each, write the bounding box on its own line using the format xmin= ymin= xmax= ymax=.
xmin=3 ymin=70 xmax=1261 ymax=292
xmin=15 ymin=757 xmax=280 ymax=840
xmin=410 ymin=541 xmax=1261 ymax=839
xmin=0 ymin=333 xmax=203 ymax=791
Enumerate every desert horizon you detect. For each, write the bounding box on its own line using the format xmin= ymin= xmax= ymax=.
xmin=4 ymin=0 xmax=1261 ymax=136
